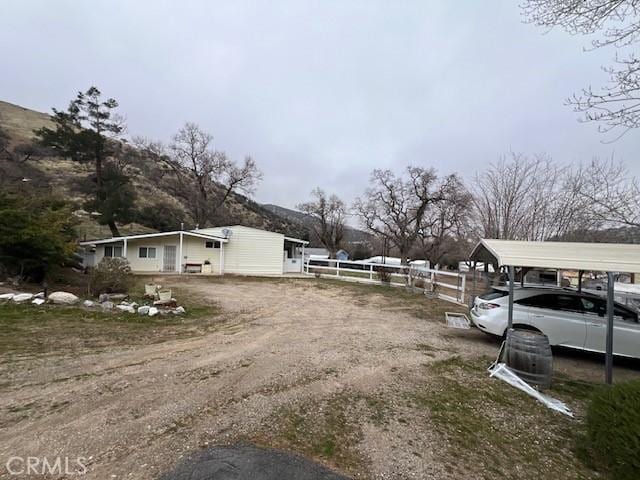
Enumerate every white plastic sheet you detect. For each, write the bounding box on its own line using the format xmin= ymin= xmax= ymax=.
xmin=488 ymin=363 xmax=574 ymax=417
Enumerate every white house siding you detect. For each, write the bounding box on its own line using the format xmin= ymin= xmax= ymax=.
xmin=198 ymin=226 xmax=284 ymax=275
xmin=181 ymin=236 xmax=222 ymax=273
xmin=125 ymin=237 xmax=181 ymax=272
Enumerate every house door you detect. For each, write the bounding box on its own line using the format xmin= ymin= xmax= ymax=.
xmin=163 ymin=245 xmax=177 ymax=272
xmin=283 ymin=250 xmax=302 ymax=273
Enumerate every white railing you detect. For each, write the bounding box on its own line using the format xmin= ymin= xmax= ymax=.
xmin=304 ymin=259 xmax=466 ymax=305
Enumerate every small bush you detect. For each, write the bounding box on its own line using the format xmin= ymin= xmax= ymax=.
xmin=581 ymin=380 xmax=640 ymax=480
xmin=377 ymin=267 xmax=393 ymax=284
xmin=89 ymin=257 xmax=133 ymax=295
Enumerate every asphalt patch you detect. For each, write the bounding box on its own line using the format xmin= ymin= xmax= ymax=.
xmin=161 ymin=444 xmax=350 ymax=480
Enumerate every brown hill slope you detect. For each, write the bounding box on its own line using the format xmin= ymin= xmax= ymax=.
xmin=0 ymin=100 xmax=309 ymax=240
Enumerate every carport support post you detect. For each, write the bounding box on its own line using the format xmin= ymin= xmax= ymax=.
xmin=605 ymin=271 xmax=615 ymax=385
xmin=577 ymin=270 xmax=584 ymax=293
xmin=508 ymin=265 xmax=515 ymax=330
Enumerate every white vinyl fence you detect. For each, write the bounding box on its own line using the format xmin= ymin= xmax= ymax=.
xmin=304 ymin=259 xmax=466 ymax=305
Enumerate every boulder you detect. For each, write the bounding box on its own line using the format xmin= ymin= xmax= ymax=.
xmin=48 ymin=291 xmax=80 ymax=305
xmin=83 ymin=300 xmax=95 ymax=308
xmin=32 ymin=298 xmax=46 ymax=305
xmin=137 ymin=305 xmax=150 ymax=316
xmin=101 ymin=301 xmax=115 ymax=310
xmin=12 ymin=293 xmax=34 ymax=303
xmin=174 ymin=306 xmax=186 ymax=315
xmin=148 ymin=307 xmax=159 ymax=317
xmin=0 ymin=293 xmax=15 ymax=301
xmin=116 ymin=304 xmax=135 ymax=313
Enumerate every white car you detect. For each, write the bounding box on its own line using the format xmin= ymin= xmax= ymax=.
xmin=470 ymin=287 xmax=640 ymax=359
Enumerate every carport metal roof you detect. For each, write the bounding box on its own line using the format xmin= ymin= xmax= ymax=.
xmin=469 ymin=239 xmax=640 ymax=273
xmin=469 ymin=238 xmax=640 ymax=384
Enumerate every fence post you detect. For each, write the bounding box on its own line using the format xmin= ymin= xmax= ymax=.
xmin=336 ymin=260 xmax=340 ymax=277
xmin=460 ymin=273 xmax=466 ymax=305
xmin=369 ymin=264 xmax=373 ymax=281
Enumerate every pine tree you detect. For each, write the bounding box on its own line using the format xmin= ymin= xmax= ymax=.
xmin=36 ymin=87 xmax=134 ymax=236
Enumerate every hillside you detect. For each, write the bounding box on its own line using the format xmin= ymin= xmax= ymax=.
xmin=262 ymin=203 xmax=373 ymax=244
xmin=0 ymin=100 xmax=309 ymax=241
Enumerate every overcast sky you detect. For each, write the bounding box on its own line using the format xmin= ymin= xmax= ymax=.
xmin=1 ymin=1 xmax=638 ymax=212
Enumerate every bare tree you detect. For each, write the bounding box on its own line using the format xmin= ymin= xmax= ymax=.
xmin=137 ymin=123 xmax=262 ymax=226
xmin=568 ymin=157 xmax=640 ymax=228
xmin=354 ymin=167 xmax=459 ymax=265
xmin=297 ymin=188 xmax=346 ymax=258
xmin=471 ymin=152 xmax=591 ymax=241
xmin=523 ymin=0 xmax=640 ymax=134
xmin=418 ymin=175 xmax=473 ymax=265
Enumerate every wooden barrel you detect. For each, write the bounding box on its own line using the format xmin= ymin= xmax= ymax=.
xmin=505 ymin=329 xmax=553 ymax=390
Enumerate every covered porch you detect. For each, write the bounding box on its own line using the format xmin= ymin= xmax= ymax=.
xmin=80 ymin=230 xmax=229 ymax=275
xmin=283 ymin=236 xmax=309 ymax=273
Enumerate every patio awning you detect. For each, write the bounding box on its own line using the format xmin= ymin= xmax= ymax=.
xmin=79 ymin=230 xmax=228 ymax=246
xmin=469 ymin=239 xmax=640 ymax=273
xmin=284 ymin=236 xmax=309 ymax=245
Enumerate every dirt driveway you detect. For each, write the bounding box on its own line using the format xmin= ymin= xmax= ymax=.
xmin=1 ymin=277 xmax=638 ymax=479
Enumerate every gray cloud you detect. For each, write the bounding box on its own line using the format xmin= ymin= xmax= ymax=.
xmin=1 ymin=0 xmax=638 ymax=212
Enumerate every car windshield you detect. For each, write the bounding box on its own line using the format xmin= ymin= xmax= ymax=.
xmin=479 ymin=290 xmax=508 ymax=301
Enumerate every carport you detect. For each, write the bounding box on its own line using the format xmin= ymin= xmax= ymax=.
xmin=469 ymin=239 xmax=640 ymax=384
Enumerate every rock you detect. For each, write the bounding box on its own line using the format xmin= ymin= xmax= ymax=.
xmin=83 ymin=300 xmax=95 ymax=308
xmin=0 ymin=293 xmax=15 ymax=301
xmin=12 ymin=293 xmax=33 ymax=303
xmin=101 ymin=301 xmax=115 ymax=310
xmin=48 ymin=291 xmax=80 ymax=305
xmin=32 ymin=298 xmax=46 ymax=305
xmin=137 ymin=305 xmax=150 ymax=316
xmin=148 ymin=307 xmax=159 ymax=317
xmin=34 ymin=292 xmax=45 ymax=299
xmin=174 ymin=306 xmax=186 ymax=315
xmin=129 ymin=302 xmax=138 ymax=309
xmin=99 ymin=293 xmax=128 ymax=302
xmin=108 ymin=293 xmax=128 ymax=301
xmin=116 ymin=304 xmax=135 ymax=313
xmin=153 ymin=299 xmax=177 ymax=308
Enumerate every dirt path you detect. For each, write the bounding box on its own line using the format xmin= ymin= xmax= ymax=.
xmin=1 ymin=277 xmax=638 ymax=479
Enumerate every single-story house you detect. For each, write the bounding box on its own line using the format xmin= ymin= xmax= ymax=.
xmin=79 ymin=225 xmax=309 ymax=275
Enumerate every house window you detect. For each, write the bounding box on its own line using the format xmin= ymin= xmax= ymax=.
xmin=139 ymin=247 xmax=157 ymax=259
xmin=104 ymin=245 xmax=123 ymax=258
xmin=205 ymin=240 xmax=218 ymax=249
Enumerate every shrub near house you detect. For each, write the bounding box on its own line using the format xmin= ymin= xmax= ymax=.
xmin=88 ymin=258 xmax=133 ymax=295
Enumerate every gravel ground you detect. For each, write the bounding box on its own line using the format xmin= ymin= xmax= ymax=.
xmin=1 ymin=276 xmax=638 ymax=479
